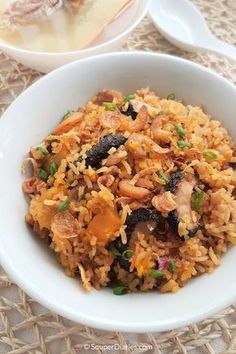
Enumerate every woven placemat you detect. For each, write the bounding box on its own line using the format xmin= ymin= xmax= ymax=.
xmin=1 ymin=1 xmax=236 ymax=353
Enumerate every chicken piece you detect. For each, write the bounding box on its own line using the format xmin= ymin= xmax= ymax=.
xmin=167 ymin=172 xmax=200 ymax=238
xmin=1 ymin=0 xmax=84 ymax=28
xmin=2 ymin=0 xmax=63 ymax=27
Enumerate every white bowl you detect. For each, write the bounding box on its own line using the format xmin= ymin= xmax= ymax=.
xmin=0 ymin=52 xmax=236 ymax=333
xmin=0 ymin=0 xmax=149 ymax=73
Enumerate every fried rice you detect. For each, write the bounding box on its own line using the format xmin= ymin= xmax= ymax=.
xmin=22 ymin=88 xmax=236 ymax=295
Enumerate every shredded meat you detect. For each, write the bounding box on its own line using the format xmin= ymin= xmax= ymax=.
xmin=167 ymin=172 xmax=200 ymax=238
xmin=175 ymin=174 xmax=197 ymax=225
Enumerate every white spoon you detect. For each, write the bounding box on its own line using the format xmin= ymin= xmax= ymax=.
xmin=149 ymin=0 xmax=236 ymax=61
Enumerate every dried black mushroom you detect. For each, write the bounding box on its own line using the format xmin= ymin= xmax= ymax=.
xmin=125 ymin=208 xmax=160 ymax=238
xmin=230 ymin=162 xmax=236 ymax=170
xmin=121 ymin=102 xmax=138 ymax=120
xmin=167 ymin=171 xmax=200 ymax=239
xmin=188 ymin=224 xmax=201 ymax=237
xmin=85 ymin=134 xmax=127 ymax=168
xmin=108 ymin=208 xmax=162 ymax=272
xmin=107 ymin=267 xmax=117 ymax=283
xmin=167 ymin=169 xmax=183 ymax=193
xmin=167 ymin=210 xmax=181 ymax=237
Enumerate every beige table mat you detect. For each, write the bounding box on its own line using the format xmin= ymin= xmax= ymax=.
xmin=0 ymin=0 xmax=236 ymax=353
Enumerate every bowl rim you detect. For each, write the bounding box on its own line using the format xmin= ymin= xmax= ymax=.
xmin=1 ymin=51 xmax=236 ymax=333
xmin=0 ymin=0 xmax=150 ymax=57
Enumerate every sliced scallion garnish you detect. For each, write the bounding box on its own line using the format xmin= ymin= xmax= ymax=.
xmin=192 ymin=191 xmax=205 ymax=212
xmin=63 ymin=110 xmax=74 ymax=118
xmin=175 ymin=124 xmax=186 ymax=137
xmin=36 ymin=146 xmax=48 ymax=156
xmin=169 ymin=261 xmax=177 ymax=274
xmin=38 ymin=168 xmax=48 ymax=181
xmin=156 ymin=171 xmax=169 ymax=184
xmin=177 ymin=140 xmax=189 ymax=149
xmin=109 ymin=245 xmax=121 ymax=258
xmin=113 ymin=285 xmax=128 ymax=295
xmin=149 ymin=270 xmax=164 ymax=278
xmin=203 ymin=151 xmax=217 ymax=160
xmin=58 ymin=197 xmax=70 ymax=212
xmin=49 ymin=162 xmax=58 ymax=176
xmin=124 ymin=94 xmax=135 ymax=103
xmin=102 ymin=102 xmax=117 ymax=111
xmin=122 ymin=249 xmax=134 ymax=260
xmin=167 ymin=93 xmax=176 ymax=100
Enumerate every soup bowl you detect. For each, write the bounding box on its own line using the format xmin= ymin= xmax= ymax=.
xmin=0 ymin=0 xmax=149 ymax=73
xmin=0 ymin=52 xmax=236 ymax=332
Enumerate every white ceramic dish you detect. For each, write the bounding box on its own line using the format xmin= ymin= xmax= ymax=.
xmin=0 ymin=52 xmax=236 ymax=333
xmin=148 ymin=0 xmax=236 ymax=61
xmin=0 ymin=0 xmax=149 ymax=73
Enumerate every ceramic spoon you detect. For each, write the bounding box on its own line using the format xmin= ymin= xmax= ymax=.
xmin=149 ymin=0 xmax=236 ymax=61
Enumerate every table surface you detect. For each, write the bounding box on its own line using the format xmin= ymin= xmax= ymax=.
xmin=0 ymin=0 xmax=236 ymax=353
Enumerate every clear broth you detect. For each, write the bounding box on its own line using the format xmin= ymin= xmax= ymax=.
xmin=0 ymin=0 xmax=139 ymax=52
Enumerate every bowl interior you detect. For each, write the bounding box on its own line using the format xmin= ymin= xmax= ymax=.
xmin=0 ymin=53 xmax=236 ymax=332
xmin=89 ymin=0 xmax=141 ymax=48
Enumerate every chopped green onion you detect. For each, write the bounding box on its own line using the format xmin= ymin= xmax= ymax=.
xmin=158 ymin=111 xmax=164 ymax=116
xmin=109 ymin=280 xmax=123 ymax=288
xmin=124 ymin=94 xmax=135 ymax=103
xmin=102 ymin=102 xmax=117 ymax=111
xmin=192 ymin=191 xmax=205 ymax=212
xmin=156 ymin=171 xmax=169 ymax=184
xmin=113 ymin=285 xmax=128 ymax=295
xmin=49 ymin=162 xmax=58 ymax=176
xmin=122 ymin=249 xmax=134 ymax=260
xmin=58 ymin=197 xmax=70 ymax=212
xmin=175 ymin=124 xmax=186 ymax=137
xmin=169 ymin=261 xmax=177 ymax=273
xmin=36 ymin=146 xmax=48 ymax=156
xmin=109 ymin=245 xmax=121 ymax=258
xmin=203 ymin=151 xmax=217 ymax=160
xmin=177 ymin=140 xmax=189 ymax=149
xmin=149 ymin=270 xmax=164 ymax=278
xmin=38 ymin=168 xmax=48 ymax=181
xmin=167 ymin=93 xmax=176 ymax=100
xmin=63 ymin=109 xmax=74 ymax=118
